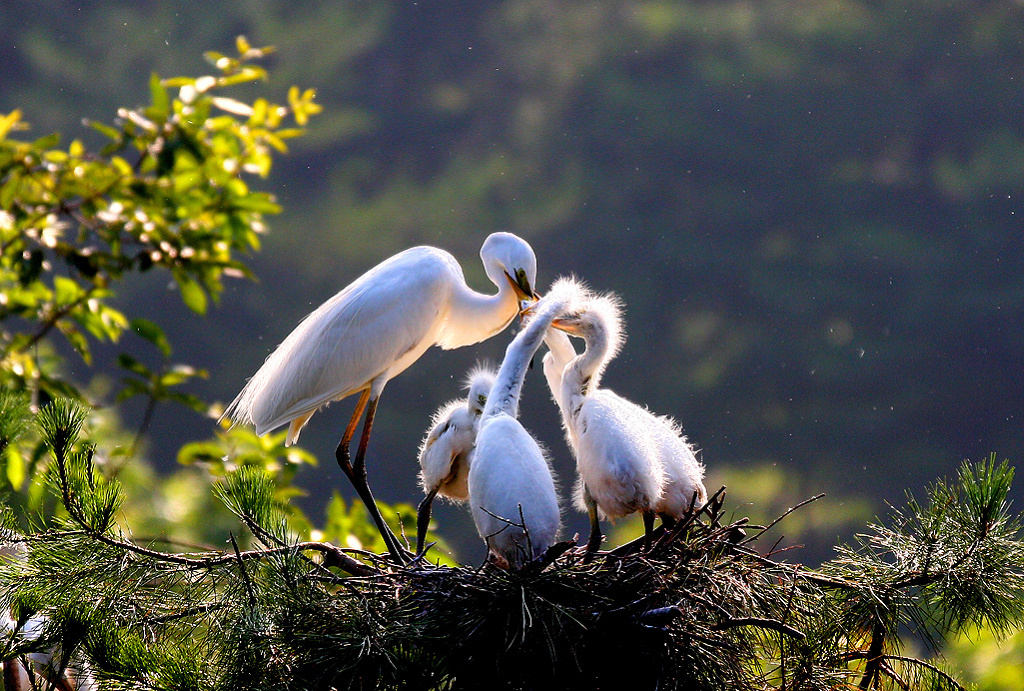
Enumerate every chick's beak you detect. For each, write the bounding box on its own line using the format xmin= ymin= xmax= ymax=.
xmin=551 ymin=318 xmax=582 ymax=335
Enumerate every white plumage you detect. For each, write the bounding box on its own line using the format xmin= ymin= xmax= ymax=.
xmin=415 ymin=365 xmax=496 ymax=553
xmin=468 ymin=284 xmax=577 ymax=569
xmin=549 ymin=279 xmax=707 ymax=554
xmin=649 ymin=414 xmax=708 ymax=519
xmin=223 ymin=232 xmax=538 ymax=562
xmin=541 ymin=309 xmax=577 ymax=414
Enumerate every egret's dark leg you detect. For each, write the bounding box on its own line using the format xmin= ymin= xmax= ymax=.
xmin=416 ymin=487 xmax=439 ymax=555
xmin=583 ymin=489 xmax=602 ymax=562
xmin=355 ymin=397 xmax=411 ymax=562
xmin=335 ymin=389 xmax=370 ymax=473
xmin=642 ymin=510 xmax=656 ymax=551
xmin=335 ymin=393 xmax=407 ymax=563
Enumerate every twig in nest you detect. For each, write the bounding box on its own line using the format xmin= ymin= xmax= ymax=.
xmin=739 ymin=493 xmax=826 ymax=546
xmin=607 ymin=525 xmax=667 ymax=558
xmin=653 ymin=486 xmax=726 ymax=550
xmin=519 ymin=538 xmax=577 ymax=576
xmin=711 ymin=616 xmax=806 ymax=640
xmin=315 ymin=543 xmax=379 ymax=577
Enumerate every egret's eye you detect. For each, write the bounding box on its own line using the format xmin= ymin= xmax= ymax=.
xmin=477 ymin=394 xmax=487 ymax=408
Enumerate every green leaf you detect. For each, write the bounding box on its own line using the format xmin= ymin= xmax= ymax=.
xmin=74 ymin=301 xmax=129 ymax=343
xmin=158 ymin=364 xmax=206 ymax=387
xmin=0 ymin=390 xmax=31 ymax=454
xmin=31 ymin=133 xmax=60 ymax=151
xmin=231 ymin=193 xmax=280 ymax=214
xmin=166 ymin=391 xmax=208 ymax=414
xmin=218 ymin=67 xmax=268 ymax=87
xmin=148 ymin=72 xmax=169 ymax=119
xmin=0 ymin=109 xmax=23 ymax=139
xmin=116 ymin=353 xmax=152 ymax=379
xmin=177 ymin=276 xmax=208 ymax=315
xmin=130 ymin=318 xmax=171 ymax=357
xmin=53 ymin=276 xmax=84 ymax=305
xmin=115 ymin=379 xmax=150 ymax=403
xmin=87 ymin=120 xmax=122 ymax=141
xmin=4 ymin=445 xmax=26 ymax=490
xmin=177 ymin=440 xmax=227 ymax=466
xmin=1 ymin=172 xmax=22 ymax=208
xmin=56 ymin=321 xmax=92 ymax=363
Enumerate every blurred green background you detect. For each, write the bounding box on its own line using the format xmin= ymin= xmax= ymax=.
xmin=2 ymin=0 xmax=1021 ymax=571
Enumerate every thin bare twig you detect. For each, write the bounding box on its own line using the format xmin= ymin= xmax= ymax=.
xmin=711 ymin=616 xmax=806 ymax=640
xmin=739 ymin=493 xmax=826 ymax=546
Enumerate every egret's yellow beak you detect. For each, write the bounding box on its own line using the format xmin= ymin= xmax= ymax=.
xmin=507 ymin=271 xmax=539 ymax=325
xmin=506 ymin=270 xmax=537 ymax=302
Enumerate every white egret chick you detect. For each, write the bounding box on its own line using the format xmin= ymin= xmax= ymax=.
xmin=541 ymin=302 xmax=578 ymax=413
xmin=224 ymin=233 xmax=539 ymax=562
xmin=650 ymin=415 xmax=708 ymax=522
xmin=468 ymin=286 xmax=577 ymax=569
xmin=415 ymin=365 xmax=497 ymax=554
xmin=553 ymin=286 xmax=707 ymax=555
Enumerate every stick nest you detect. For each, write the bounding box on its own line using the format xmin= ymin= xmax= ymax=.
xmin=222 ymin=495 xmax=808 ymax=691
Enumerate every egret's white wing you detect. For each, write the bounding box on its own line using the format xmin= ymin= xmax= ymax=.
xmin=228 ymin=247 xmax=457 ymax=434
xmin=418 ymin=399 xmax=472 ymax=494
xmin=572 ymin=391 xmax=665 ymax=519
xmin=651 ymin=414 xmax=706 ymax=518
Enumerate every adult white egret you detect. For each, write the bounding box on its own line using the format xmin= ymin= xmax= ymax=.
xmin=468 ymin=286 xmax=576 ymax=569
xmin=415 ymin=365 xmax=497 ymax=555
xmin=551 ymin=282 xmax=707 ymax=556
xmin=224 ymin=233 xmax=539 ymax=562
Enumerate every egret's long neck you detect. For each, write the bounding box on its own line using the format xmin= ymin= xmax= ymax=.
xmin=441 ymin=278 xmax=519 ymax=349
xmin=483 ymin=302 xmax=563 ymax=420
xmin=562 ymin=325 xmax=610 ymax=417
xmin=542 ymin=329 xmax=576 ymax=411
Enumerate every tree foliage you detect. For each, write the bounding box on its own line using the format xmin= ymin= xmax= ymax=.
xmin=0 ymin=38 xmax=325 ymax=526
xmin=0 ymin=34 xmax=449 ymax=604
xmin=0 ymin=37 xmax=318 ymax=405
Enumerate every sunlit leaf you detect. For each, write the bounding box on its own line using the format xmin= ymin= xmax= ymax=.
xmin=4 ymin=445 xmax=26 ymax=490
xmin=0 ymin=110 xmax=23 ymax=139
xmin=130 ymin=318 xmax=172 ymax=357
xmin=149 ymin=72 xmax=170 ymax=120
xmin=176 ymin=275 xmax=208 ymax=315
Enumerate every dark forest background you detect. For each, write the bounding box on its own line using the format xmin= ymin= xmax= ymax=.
xmin=2 ymin=0 xmax=1021 ymax=562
